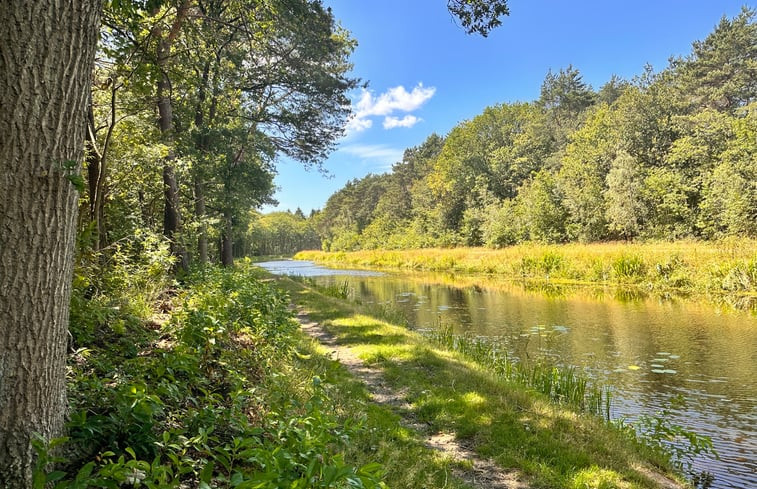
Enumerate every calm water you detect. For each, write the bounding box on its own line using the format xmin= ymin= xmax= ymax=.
xmin=258 ymin=260 xmax=757 ymax=488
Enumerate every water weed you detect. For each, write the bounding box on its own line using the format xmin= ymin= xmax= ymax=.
xmin=422 ymin=325 xmax=612 ymax=419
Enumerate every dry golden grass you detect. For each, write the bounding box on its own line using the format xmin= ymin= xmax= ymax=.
xmin=296 ymin=240 xmax=757 ymax=308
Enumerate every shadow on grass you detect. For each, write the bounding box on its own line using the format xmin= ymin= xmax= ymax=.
xmin=280 ymin=275 xmax=679 ymax=489
xmin=379 ymin=347 xmax=666 ymax=488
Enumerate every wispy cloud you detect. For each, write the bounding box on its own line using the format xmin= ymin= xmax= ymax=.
xmin=383 ymin=115 xmax=421 ymax=129
xmin=345 ymin=117 xmax=373 ymax=133
xmin=339 ymin=144 xmax=404 ymax=169
xmin=347 ymin=83 xmax=435 ymax=133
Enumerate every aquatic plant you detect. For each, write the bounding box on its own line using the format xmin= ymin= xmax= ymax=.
xmin=421 ymin=324 xmax=612 ymax=419
xmin=425 ymin=323 xmax=718 ymax=486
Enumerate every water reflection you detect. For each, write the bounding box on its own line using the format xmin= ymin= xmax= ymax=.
xmin=260 ymin=261 xmax=757 ymax=489
xmin=256 ymin=259 xmax=384 ymax=277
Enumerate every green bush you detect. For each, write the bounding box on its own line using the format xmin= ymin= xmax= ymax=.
xmin=45 ymin=265 xmax=386 ymax=488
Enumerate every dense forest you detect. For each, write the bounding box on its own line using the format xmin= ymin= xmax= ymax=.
xmin=315 ymin=8 xmax=756 ymax=251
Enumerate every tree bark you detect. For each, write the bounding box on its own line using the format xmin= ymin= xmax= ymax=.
xmin=0 ymin=1 xmax=100 ymax=486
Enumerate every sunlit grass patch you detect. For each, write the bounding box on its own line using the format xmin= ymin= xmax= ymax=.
xmin=569 ymin=466 xmax=629 ymax=489
xmin=277 ymin=274 xmax=691 ymax=488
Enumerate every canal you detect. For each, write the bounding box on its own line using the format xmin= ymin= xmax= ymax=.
xmin=258 ymin=260 xmax=757 ymax=488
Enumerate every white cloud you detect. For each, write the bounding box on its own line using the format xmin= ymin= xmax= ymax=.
xmin=357 ymin=84 xmax=436 ymax=117
xmin=383 ymin=115 xmax=421 ymax=129
xmin=348 ymin=83 xmax=435 ymax=133
xmin=345 ymin=116 xmax=373 ymax=133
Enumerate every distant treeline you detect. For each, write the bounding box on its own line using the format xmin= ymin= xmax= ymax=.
xmin=245 ymin=209 xmax=321 ymax=256
xmin=310 ymin=8 xmax=756 ymax=251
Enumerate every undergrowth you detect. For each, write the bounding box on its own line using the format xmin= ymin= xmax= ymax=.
xmin=38 ymin=263 xmax=388 ymax=488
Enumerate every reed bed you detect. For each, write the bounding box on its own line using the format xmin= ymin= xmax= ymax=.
xmin=422 ymin=324 xmax=612 ymax=420
xmin=296 ymin=240 xmax=757 ymax=308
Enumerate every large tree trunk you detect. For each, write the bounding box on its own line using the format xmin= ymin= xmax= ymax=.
xmin=0 ymin=1 xmax=100 ymax=486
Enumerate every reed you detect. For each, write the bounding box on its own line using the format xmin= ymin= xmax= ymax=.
xmin=422 ymin=324 xmax=612 ymax=420
xmin=296 ymin=240 xmax=757 ymax=309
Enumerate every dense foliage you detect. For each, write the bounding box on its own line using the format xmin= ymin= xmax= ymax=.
xmin=317 ymin=8 xmax=757 ymax=250
xmin=85 ymin=0 xmax=357 ymax=268
xmin=39 ymin=264 xmax=387 ymax=488
xmin=244 ymin=210 xmax=322 ymax=256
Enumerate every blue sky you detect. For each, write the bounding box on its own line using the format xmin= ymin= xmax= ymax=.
xmin=264 ymin=0 xmax=750 ymax=214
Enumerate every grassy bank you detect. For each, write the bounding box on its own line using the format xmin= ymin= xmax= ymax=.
xmin=296 ymin=240 xmax=757 ymax=309
xmin=44 ymin=263 xmax=480 ymax=488
xmin=45 ymin=261 xmax=700 ymax=488
xmin=277 ymin=275 xmax=693 ymax=489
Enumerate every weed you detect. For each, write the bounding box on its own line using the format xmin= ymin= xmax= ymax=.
xmin=611 ymin=254 xmax=646 ymax=282
xmin=423 ymin=325 xmax=612 ymax=419
xmin=296 ymin=240 xmax=757 ymax=310
xmin=38 ymin=265 xmax=389 ymax=488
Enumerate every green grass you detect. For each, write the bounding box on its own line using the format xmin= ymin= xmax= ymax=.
xmin=295 ymin=240 xmax=757 ymax=310
xmin=47 ymin=264 xmax=477 ymax=488
xmin=278 ymin=276 xmax=688 ymax=489
xmin=423 ymin=325 xmax=612 ymax=419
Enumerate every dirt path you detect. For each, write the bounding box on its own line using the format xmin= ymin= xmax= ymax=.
xmin=296 ymin=312 xmax=529 ymax=489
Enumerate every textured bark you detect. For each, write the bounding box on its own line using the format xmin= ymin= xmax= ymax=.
xmin=0 ymin=1 xmax=100 ymax=486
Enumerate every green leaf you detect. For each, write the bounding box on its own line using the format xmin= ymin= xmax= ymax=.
xmin=75 ymin=462 xmax=95 ymax=481
xmin=199 ymin=461 xmax=215 ymax=483
xmin=33 ymin=469 xmax=47 ymax=489
xmin=47 ymin=471 xmax=67 ymax=482
xmin=230 ymin=471 xmax=244 ymax=486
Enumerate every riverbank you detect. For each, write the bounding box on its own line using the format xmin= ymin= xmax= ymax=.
xmin=277 ymin=274 xmax=690 ymax=489
xmin=47 ymin=265 xmax=464 ymax=488
xmin=295 ymin=240 xmax=757 ymax=309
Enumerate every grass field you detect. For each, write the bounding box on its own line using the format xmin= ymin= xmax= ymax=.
xmin=296 ymin=240 xmax=757 ymax=309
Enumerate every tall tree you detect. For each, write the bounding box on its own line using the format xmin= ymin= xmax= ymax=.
xmin=558 ymin=104 xmax=616 ymax=241
xmin=670 ymin=7 xmax=756 ymax=113
xmin=604 ymin=151 xmax=646 ymax=239
xmin=539 ymin=65 xmax=596 ymax=138
xmin=0 ymin=1 xmax=101 ymax=486
xmin=154 ymin=1 xmax=191 ymax=270
xmin=179 ymin=0 xmax=358 ymax=265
